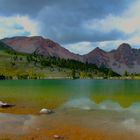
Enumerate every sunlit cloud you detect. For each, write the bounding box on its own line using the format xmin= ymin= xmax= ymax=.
xmin=60 ymin=0 xmax=140 ymax=54
xmin=0 ymin=15 xmax=39 ymax=39
xmin=83 ymin=0 xmax=140 ymax=50
xmin=84 ymin=0 xmax=140 ymax=34
xmin=64 ymin=42 xmax=94 ymax=55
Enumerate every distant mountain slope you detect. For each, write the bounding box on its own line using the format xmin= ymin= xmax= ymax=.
xmin=2 ymin=36 xmax=83 ymax=61
xmin=0 ymin=40 xmax=119 ymax=79
xmin=108 ymin=43 xmax=140 ymax=74
xmin=1 ymin=36 xmax=140 ymax=75
xmin=0 ymin=40 xmax=13 ymax=51
xmin=84 ymin=47 xmax=109 ymax=67
xmin=84 ymin=43 xmax=140 ymax=74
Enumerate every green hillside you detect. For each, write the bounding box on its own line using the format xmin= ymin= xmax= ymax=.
xmin=0 ymin=42 xmax=120 ymax=79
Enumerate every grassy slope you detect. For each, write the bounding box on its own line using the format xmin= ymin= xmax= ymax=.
xmin=1 ymin=42 xmax=138 ymax=79
xmin=0 ymin=49 xmax=112 ymax=79
xmin=0 ymin=41 xmax=115 ymax=79
xmin=0 ymin=50 xmax=71 ymax=79
xmin=0 ymin=42 xmax=140 ymax=79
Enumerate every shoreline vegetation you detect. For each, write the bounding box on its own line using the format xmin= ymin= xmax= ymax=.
xmin=0 ymin=45 xmax=140 ymax=80
xmin=0 ymin=76 xmax=140 ymax=80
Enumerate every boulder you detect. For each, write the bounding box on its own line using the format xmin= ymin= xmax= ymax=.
xmin=53 ymin=135 xmax=64 ymax=139
xmin=39 ymin=108 xmax=52 ymax=114
xmin=0 ymin=101 xmax=15 ymax=108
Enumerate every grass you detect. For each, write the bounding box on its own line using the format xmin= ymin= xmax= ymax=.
xmin=0 ymin=50 xmax=72 ymax=79
xmin=0 ymin=49 xmax=139 ymax=80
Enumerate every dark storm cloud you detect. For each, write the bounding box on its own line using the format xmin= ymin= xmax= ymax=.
xmin=37 ymin=0 xmax=132 ymax=44
xmin=0 ymin=0 xmax=132 ymax=17
xmin=0 ymin=0 xmax=133 ymax=44
xmin=0 ymin=0 xmax=48 ymax=16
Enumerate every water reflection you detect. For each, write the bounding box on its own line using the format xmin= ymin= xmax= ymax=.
xmin=1 ymin=99 xmax=140 ymax=135
xmin=62 ymin=97 xmax=140 ymax=114
xmin=0 ymin=113 xmax=37 ymax=134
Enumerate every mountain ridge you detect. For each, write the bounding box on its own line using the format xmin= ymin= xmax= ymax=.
xmin=1 ymin=36 xmax=140 ymax=75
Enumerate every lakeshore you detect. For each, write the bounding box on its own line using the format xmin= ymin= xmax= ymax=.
xmin=0 ymin=79 xmax=140 ymax=139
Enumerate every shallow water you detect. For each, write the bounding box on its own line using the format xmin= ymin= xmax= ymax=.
xmin=0 ymin=79 xmax=140 ymax=138
xmin=0 ymin=79 xmax=140 ymax=109
xmin=1 ymin=105 xmax=140 ymax=136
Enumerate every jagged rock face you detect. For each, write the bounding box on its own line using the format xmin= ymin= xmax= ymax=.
xmin=108 ymin=44 xmax=140 ymax=74
xmin=1 ymin=36 xmax=140 ymax=75
xmin=113 ymin=43 xmax=137 ymax=66
xmin=84 ymin=47 xmax=109 ymax=67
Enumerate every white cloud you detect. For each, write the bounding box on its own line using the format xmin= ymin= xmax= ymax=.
xmin=64 ymin=38 xmax=140 ymax=55
xmin=83 ymin=0 xmax=140 ymax=48
xmin=64 ymin=42 xmax=94 ymax=55
xmin=94 ymin=41 xmax=123 ymax=51
xmin=85 ymin=0 xmax=140 ymax=34
xmin=0 ymin=15 xmax=39 ymax=39
xmin=64 ymin=40 xmax=122 ymax=55
xmin=64 ymin=0 xmax=140 ymax=55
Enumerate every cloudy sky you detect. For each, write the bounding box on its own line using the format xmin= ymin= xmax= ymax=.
xmin=0 ymin=0 xmax=140 ymax=54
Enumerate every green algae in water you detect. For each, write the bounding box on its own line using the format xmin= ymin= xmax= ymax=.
xmin=0 ymin=80 xmax=140 ymax=111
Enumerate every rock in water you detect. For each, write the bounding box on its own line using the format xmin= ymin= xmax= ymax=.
xmin=0 ymin=101 xmax=15 ymax=108
xmin=39 ymin=108 xmax=52 ymax=114
xmin=53 ymin=135 xmax=63 ymax=139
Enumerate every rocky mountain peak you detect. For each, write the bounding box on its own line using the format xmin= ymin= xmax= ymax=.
xmin=1 ymin=36 xmax=140 ymax=75
xmin=118 ymin=43 xmax=131 ymax=51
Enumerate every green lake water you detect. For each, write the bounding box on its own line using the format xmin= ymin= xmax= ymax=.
xmin=0 ymin=79 xmax=140 ymax=136
xmin=0 ymin=79 xmax=140 ymax=110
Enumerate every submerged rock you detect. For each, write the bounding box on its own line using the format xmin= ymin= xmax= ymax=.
xmin=39 ymin=108 xmax=52 ymax=114
xmin=0 ymin=101 xmax=15 ymax=108
xmin=53 ymin=135 xmax=64 ymax=139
